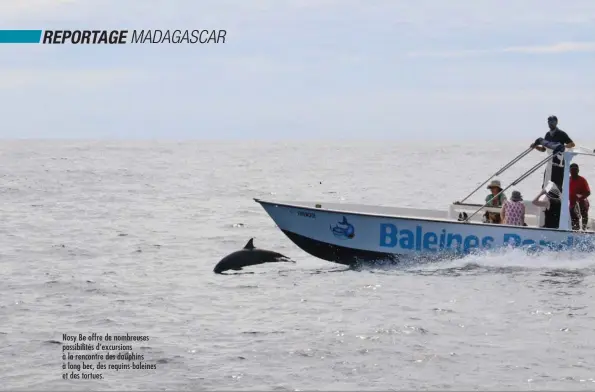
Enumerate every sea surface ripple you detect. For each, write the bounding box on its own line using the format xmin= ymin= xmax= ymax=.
xmin=2 ymin=140 xmax=595 ymax=391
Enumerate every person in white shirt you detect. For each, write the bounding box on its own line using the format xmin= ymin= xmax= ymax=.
xmin=532 ymin=182 xmax=562 ymax=229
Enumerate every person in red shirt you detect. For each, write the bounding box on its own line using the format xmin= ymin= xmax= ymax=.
xmin=569 ymin=163 xmax=591 ymax=230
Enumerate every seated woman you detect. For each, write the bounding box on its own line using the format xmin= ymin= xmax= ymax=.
xmin=484 ymin=179 xmax=507 ymax=223
xmin=532 ymin=182 xmax=562 ymax=229
xmin=501 ymin=190 xmax=526 ymax=226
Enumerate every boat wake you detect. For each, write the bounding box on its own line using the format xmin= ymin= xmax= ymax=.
xmin=443 ymin=246 xmax=595 ymax=271
xmin=352 ymin=247 xmax=595 ymax=277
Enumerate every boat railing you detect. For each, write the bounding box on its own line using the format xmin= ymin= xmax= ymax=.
xmin=458 ymin=147 xmax=534 ymax=204
xmin=450 ymin=201 xmax=545 ymax=227
xmin=462 ymin=153 xmax=556 ymax=223
xmin=455 ymin=143 xmax=595 ymax=231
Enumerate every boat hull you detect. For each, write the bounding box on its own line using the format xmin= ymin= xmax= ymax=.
xmin=280 ymin=229 xmax=398 ymax=266
xmin=255 ymin=198 xmax=595 ymax=266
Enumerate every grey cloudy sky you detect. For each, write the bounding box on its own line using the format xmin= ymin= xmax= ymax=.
xmin=0 ymin=0 xmax=593 ymax=141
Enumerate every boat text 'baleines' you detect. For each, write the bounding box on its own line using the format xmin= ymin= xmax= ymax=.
xmin=379 ymin=223 xmax=578 ymax=253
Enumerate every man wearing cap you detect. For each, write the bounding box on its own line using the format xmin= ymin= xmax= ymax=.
xmin=531 ymin=115 xmax=575 ymax=190
xmin=569 ymin=163 xmax=591 ymax=230
xmin=532 ymin=181 xmax=562 ymax=229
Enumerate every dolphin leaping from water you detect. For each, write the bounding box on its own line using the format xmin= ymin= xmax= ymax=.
xmin=213 ymin=238 xmax=295 ymax=274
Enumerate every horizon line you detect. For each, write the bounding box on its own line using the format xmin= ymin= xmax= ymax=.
xmin=2 ymin=137 xmax=595 ymax=144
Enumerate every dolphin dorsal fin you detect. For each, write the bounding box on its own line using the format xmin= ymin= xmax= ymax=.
xmin=244 ymin=238 xmax=255 ymax=250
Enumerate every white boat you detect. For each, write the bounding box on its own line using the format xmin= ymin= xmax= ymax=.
xmin=254 ymin=143 xmax=595 ymax=266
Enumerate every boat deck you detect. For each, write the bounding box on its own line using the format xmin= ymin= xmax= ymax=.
xmin=255 ymin=198 xmax=595 ymax=232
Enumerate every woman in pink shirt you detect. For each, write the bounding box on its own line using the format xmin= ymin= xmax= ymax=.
xmin=501 ymin=190 xmax=526 ymax=226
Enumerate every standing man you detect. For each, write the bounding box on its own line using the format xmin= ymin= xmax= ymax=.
xmin=569 ymin=163 xmax=591 ymax=230
xmin=531 ymin=115 xmax=575 ymax=190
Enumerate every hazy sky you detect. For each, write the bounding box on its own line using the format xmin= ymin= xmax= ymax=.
xmin=0 ymin=0 xmax=593 ymax=141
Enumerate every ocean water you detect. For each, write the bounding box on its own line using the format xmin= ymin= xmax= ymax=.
xmin=2 ymin=140 xmax=595 ymax=391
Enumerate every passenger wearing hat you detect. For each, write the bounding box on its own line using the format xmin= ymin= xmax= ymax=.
xmin=569 ymin=163 xmax=591 ymax=230
xmin=530 ymin=115 xmax=575 ymax=190
xmin=501 ymin=190 xmax=526 ymax=226
xmin=484 ymin=179 xmax=507 ymax=223
xmin=532 ymin=181 xmax=562 ymax=229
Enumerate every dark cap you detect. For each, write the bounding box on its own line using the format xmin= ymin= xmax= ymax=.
xmin=548 ymin=115 xmax=558 ymax=122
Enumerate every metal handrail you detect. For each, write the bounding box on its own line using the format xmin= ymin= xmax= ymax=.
xmin=457 ymin=147 xmax=534 ymax=204
xmin=463 ymin=152 xmax=555 ymax=223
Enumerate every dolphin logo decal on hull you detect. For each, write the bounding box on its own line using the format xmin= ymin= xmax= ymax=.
xmin=330 ymin=216 xmax=355 ymax=239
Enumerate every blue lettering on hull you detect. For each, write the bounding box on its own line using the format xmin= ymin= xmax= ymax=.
xmin=379 ymin=223 xmax=582 ymax=253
